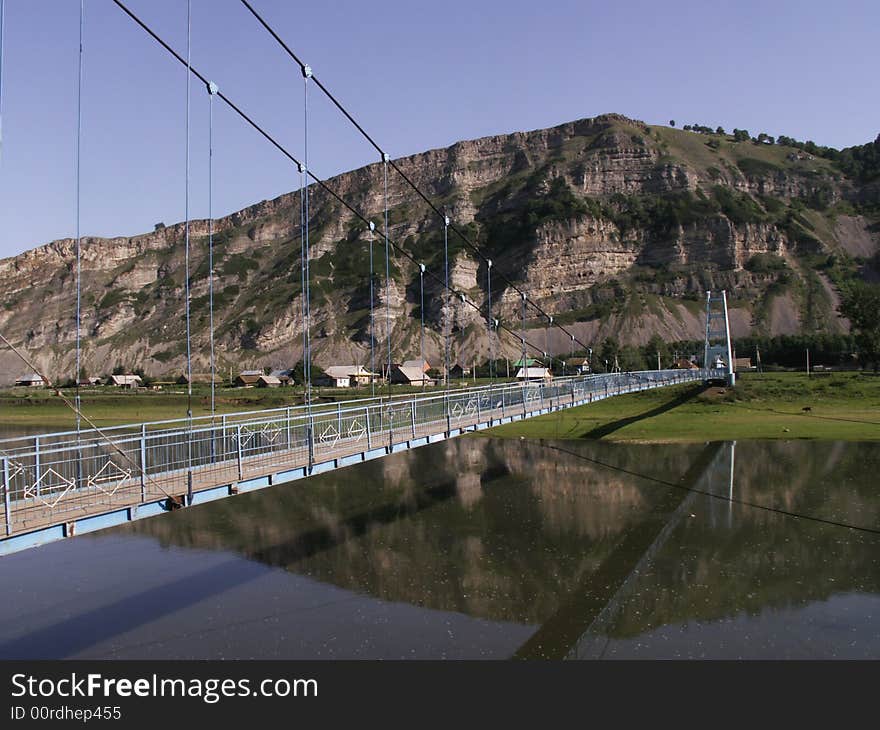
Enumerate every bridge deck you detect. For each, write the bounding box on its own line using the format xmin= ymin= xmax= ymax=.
xmin=0 ymin=371 xmax=706 ymax=555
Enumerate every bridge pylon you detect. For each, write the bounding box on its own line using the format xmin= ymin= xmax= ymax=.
xmin=703 ymin=290 xmax=735 ymax=386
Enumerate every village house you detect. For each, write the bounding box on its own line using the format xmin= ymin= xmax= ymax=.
xmin=234 ymin=370 xmax=263 ymax=387
xmin=14 ymin=373 xmax=44 ymax=387
xmin=316 ymin=366 xmax=352 ymax=388
xmin=347 ymin=365 xmax=376 ymax=387
xmin=515 ymin=367 xmax=552 ymax=383
xmin=565 ymin=357 xmax=591 ymax=374
xmin=109 ymin=374 xmax=143 ymax=389
xmin=270 ymin=369 xmax=293 ymax=386
xmin=402 ymin=359 xmax=432 ymax=373
xmin=316 ymin=365 xmax=377 ymax=388
xmin=257 ymin=374 xmax=282 ymax=388
xmin=390 ymin=364 xmax=436 ymax=387
xmin=672 ymin=358 xmax=699 ymax=370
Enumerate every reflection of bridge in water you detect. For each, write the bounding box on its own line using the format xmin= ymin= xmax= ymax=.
xmin=0 ymin=369 xmax=709 ymax=556
xmin=514 ymin=440 xmax=736 ymax=660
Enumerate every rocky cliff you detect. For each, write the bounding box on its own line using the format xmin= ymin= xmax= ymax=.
xmin=0 ymin=113 xmax=877 ymax=382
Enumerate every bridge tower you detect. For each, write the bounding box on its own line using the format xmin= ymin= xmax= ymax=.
xmin=703 ymin=290 xmax=735 ymax=386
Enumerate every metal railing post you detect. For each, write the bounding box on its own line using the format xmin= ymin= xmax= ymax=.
xmin=221 ymin=414 xmax=228 ymax=460
xmin=308 ymin=414 xmax=315 ymax=472
xmin=236 ymin=424 xmax=243 ymax=481
xmin=410 ymin=399 xmax=416 ymax=438
xmin=286 ymin=407 xmax=292 ymax=450
xmin=366 ymin=406 xmax=372 ymax=449
xmin=337 ymin=403 xmax=342 ymax=438
xmin=387 ymin=405 xmax=393 ymax=451
xmin=3 ymin=458 xmax=11 ymax=536
xmin=34 ymin=436 xmax=41 ymax=497
xmin=140 ymin=424 xmax=147 ymax=502
xmin=445 ymin=393 xmax=451 ymax=434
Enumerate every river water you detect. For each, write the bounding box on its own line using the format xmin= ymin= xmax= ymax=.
xmin=0 ymin=438 xmax=877 ymax=659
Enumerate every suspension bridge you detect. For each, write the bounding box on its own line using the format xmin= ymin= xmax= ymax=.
xmin=0 ymin=1 xmax=734 ymax=556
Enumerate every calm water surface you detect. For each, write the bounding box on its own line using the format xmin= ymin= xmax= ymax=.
xmin=0 ymin=424 xmax=52 ymax=440
xmin=0 ymin=438 xmax=877 ymax=659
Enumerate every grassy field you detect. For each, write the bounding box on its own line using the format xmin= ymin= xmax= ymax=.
xmin=2 ymin=372 xmax=878 ymax=440
xmin=0 ymin=379 xmax=516 ymax=431
xmin=480 ymin=372 xmax=880 ymax=442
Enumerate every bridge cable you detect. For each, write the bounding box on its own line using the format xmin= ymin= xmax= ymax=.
xmin=183 ymin=0 xmax=193 ymax=422
xmin=368 ymin=221 xmax=376 ymax=397
xmin=419 ymin=261 xmax=425 ymax=392
xmin=383 ymin=154 xmax=391 ymax=402
xmin=74 ymin=0 xmax=83 ymax=431
xmin=444 ymin=215 xmax=450 ymax=390
xmin=545 ymin=315 xmax=551 ymax=371
xmin=235 ymin=0 xmax=592 ymax=357
xmin=183 ymin=0 xmax=194 ymax=495
xmin=109 ymin=0 xmax=567 ymax=373
xmin=0 ymin=0 xmax=5 ymax=164
xmin=487 ymin=259 xmax=494 ymax=381
xmin=299 ymin=160 xmax=307 ymax=399
xmin=521 ymin=294 xmax=528 ymax=407
xmin=207 ymin=80 xmax=218 ymax=417
xmin=302 ymin=65 xmax=312 ymax=410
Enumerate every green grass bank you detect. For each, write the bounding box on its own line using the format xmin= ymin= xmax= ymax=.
xmin=480 ymin=372 xmax=880 ymax=442
xmin=1 ymin=372 xmax=877 ymax=441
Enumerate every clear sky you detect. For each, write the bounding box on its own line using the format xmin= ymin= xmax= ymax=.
xmin=0 ymin=0 xmax=877 ymax=258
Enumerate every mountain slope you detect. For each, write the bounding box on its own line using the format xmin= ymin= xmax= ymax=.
xmin=0 ymin=113 xmax=878 ymax=382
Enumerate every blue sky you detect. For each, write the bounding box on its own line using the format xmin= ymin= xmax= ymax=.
xmin=0 ymin=0 xmax=877 ymax=258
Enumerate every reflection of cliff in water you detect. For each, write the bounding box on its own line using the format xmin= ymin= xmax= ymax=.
xmin=600 ymin=440 xmax=880 ymax=640
xmin=121 ymin=439 xmax=880 ymax=632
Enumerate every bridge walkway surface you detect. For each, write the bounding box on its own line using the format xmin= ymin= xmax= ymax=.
xmin=0 ymin=370 xmax=707 ymax=555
